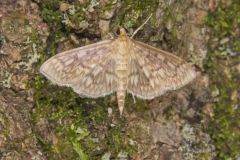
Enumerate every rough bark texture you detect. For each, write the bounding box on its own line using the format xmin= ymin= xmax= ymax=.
xmin=0 ymin=0 xmax=239 ymax=159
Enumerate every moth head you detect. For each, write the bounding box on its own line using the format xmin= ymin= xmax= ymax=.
xmin=119 ymin=28 xmax=127 ymax=36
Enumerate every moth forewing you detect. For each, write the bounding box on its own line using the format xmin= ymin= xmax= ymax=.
xmin=127 ymin=39 xmax=196 ymax=100
xmin=40 ymin=39 xmax=118 ymax=98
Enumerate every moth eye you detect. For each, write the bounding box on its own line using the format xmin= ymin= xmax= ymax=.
xmin=116 ymin=28 xmax=121 ymax=35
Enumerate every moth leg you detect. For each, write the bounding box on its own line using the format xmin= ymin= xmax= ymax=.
xmin=108 ymin=33 xmax=115 ymax=39
xmin=131 ymin=93 xmax=136 ymax=104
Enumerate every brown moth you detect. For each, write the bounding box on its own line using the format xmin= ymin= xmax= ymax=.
xmin=40 ymin=28 xmax=196 ymax=115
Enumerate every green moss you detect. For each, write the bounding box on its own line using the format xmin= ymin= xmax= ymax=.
xmin=195 ymin=153 xmax=212 ymax=160
xmin=105 ymin=121 xmax=136 ymax=156
xmin=204 ymin=0 xmax=240 ymax=159
xmin=110 ymin=0 xmax=159 ymax=32
xmin=125 ymin=94 xmax=149 ymax=118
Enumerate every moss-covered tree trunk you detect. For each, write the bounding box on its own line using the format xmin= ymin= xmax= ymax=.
xmin=0 ymin=0 xmax=239 ymax=159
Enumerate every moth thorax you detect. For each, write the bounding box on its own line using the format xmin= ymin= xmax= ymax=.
xmin=116 ymin=41 xmax=130 ymax=57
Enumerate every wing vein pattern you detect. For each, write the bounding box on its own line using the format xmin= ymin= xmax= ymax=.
xmin=127 ymin=40 xmax=196 ymax=99
xmin=40 ymin=40 xmax=118 ymax=98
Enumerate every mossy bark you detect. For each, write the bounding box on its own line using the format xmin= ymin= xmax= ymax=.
xmin=0 ymin=0 xmax=239 ymax=159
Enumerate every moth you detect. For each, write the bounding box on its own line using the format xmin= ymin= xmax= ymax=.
xmin=40 ymin=28 xmax=196 ymax=115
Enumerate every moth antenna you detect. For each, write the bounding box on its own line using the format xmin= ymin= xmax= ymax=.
xmin=131 ymin=14 xmax=152 ymax=38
